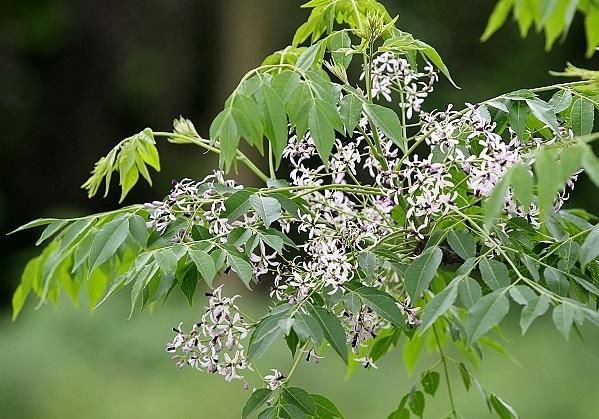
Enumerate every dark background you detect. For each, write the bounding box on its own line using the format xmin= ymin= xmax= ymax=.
xmin=2 ymin=2 xmax=599 ymax=418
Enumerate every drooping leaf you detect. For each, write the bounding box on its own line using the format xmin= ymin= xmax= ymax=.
xmin=242 ymin=389 xmax=273 ymax=419
xmin=552 ymin=303 xmax=575 ymax=339
xmin=404 ymin=246 xmax=443 ymax=301
xmin=282 ymin=387 xmax=317 ymax=415
xmin=447 ymin=228 xmax=476 ymax=260
xmin=311 ymin=394 xmax=344 ymax=419
xmin=250 ymin=195 xmax=282 ymax=228
xmin=570 ymin=97 xmax=595 ymax=136
xmin=307 ymin=304 xmax=348 ymax=364
xmin=508 ymin=100 xmax=529 ymax=140
xmin=544 ymin=266 xmax=569 ymax=296
xmin=352 ymin=287 xmax=405 ymax=327
xmin=580 ymin=224 xmax=599 ymax=268
xmin=479 ymin=257 xmax=510 ymax=290
xmin=520 ymin=294 xmax=550 ymax=334
xmin=421 ymin=371 xmax=441 ymax=396
xmin=187 ymin=248 xmax=217 ymax=287
xmin=247 ymin=315 xmax=285 ymax=360
xmin=481 ymin=0 xmax=515 ymax=41
xmin=526 ymin=98 xmax=560 ymax=133
xmin=466 ymin=289 xmax=510 ymax=344
xmin=340 ymin=94 xmax=363 ymax=135
xmin=490 ymin=394 xmax=520 ymax=419
xmin=458 ymin=276 xmax=482 ymax=309
xmin=88 ymin=216 xmax=130 ymax=271
xmin=309 ymin=99 xmax=336 ymax=164
xmin=362 ymin=103 xmax=404 ymax=151
xmin=262 ymin=84 xmax=289 ymax=168
xmin=420 ymin=279 xmax=459 ymax=332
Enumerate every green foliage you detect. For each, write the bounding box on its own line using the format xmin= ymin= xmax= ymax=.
xmin=482 ymin=0 xmax=599 ymax=57
xmin=81 ymin=128 xmax=160 ymax=202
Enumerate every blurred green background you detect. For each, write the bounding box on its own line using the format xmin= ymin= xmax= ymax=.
xmin=2 ymin=1 xmax=599 ymax=418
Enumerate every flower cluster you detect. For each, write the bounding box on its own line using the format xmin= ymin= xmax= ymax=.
xmin=146 ymin=171 xmax=242 ymax=241
xmin=166 ymin=285 xmax=250 ymax=382
xmin=364 ymin=52 xmax=438 ymax=118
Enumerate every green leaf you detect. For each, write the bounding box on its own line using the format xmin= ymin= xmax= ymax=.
xmin=362 ymin=103 xmax=404 ymax=150
xmin=420 ymin=279 xmax=459 ymax=332
xmin=416 ymin=40 xmax=459 ymax=88
xmin=311 ymin=394 xmax=344 ymax=419
xmin=232 ymin=94 xmax=265 ymax=151
xmin=307 ymin=304 xmax=348 ymax=364
xmin=88 ymin=217 xmax=130 ymax=271
xmin=508 ymin=100 xmax=529 ymax=140
xmin=552 ymin=303 xmax=575 ymax=339
xmin=242 ymin=389 xmax=273 ymax=419
xmin=282 ymin=387 xmax=317 ymax=415
xmin=483 ymin=171 xmax=511 ymax=229
xmin=526 ymin=98 xmax=560 ymax=133
xmin=404 ymin=246 xmax=443 ymax=301
xmin=250 ymin=195 xmax=282 ymax=228
xmin=339 ymin=94 xmax=362 ymax=135
xmin=584 ymin=8 xmax=599 ymax=57
xmin=580 ymin=224 xmax=599 ymax=267
xmin=35 ymin=220 xmax=68 ymax=246
xmin=369 ymin=328 xmax=401 ymax=361
xmin=582 ymin=148 xmax=599 ymax=188
xmin=466 ymin=289 xmax=510 ymax=344
xmin=447 ymin=228 xmax=476 ymax=260
xmin=262 ymin=84 xmax=289 ymax=169
xmin=544 ymin=266 xmax=569 ymax=296
xmin=309 ymin=99 xmax=336 ymax=163
xmin=549 ymin=89 xmax=572 ymax=113
xmin=297 ymin=42 xmax=324 ymax=70
xmin=9 ymin=217 xmax=64 ymax=235
xmin=508 ymin=285 xmax=536 ymax=305
xmin=479 ymin=258 xmax=510 ymax=290
xmin=187 ymin=248 xmax=216 ymax=287
xmin=481 ymin=0 xmax=514 ymax=41
xmin=222 ymin=190 xmax=254 ymax=220
xmin=128 ymin=214 xmax=148 ymax=246
xmin=257 ymin=407 xmax=275 ymax=419
xmin=421 ymin=371 xmax=440 ymax=396
xmin=357 ymin=251 xmax=378 ymax=278
xmin=247 ymin=315 xmax=285 ymax=360
xmin=459 ymin=362 xmax=471 ymax=390
xmin=279 ymin=404 xmax=308 ymax=419
xmin=293 ymin=312 xmax=324 ymax=344
xmin=179 ymin=265 xmax=198 ymax=306
xmin=409 ymin=390 xmax=425 ymax=418
xmin=571 ymin=97 xmax=595 ymax=136
xmin=490 ymin=394 xmax=519 ymax=419
xmin=210 ymin=108 xmax=240 ymax=171
xmin=352 ymin=287 xmax=405 ymax=327
xmin=272 ymin=71 xmax=301 ymax=105
xmin=226 ymin=251 xmax=254 ymax=288
xmin=329 ymin=31 xmax=352 ymax=69
xmin=520 ymin=294 xmax=550 ymax=334
xmin=458 ymin=276 xmax=482 ymax=309
xmin=287 ymin=82 xmax=312 ymax=139
xmin=510 ymin=163 xmax=533 ymax=208
xmin=387 ymin=408 xmax=410 ymax=419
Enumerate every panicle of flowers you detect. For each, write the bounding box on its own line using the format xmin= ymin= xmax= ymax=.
xmin=362 ymin=52 xmax=438 ymax=118
xmin=165 ymin=285 xmax=251 ymax=383
xmin=400 ymin=154 xmax=458 ymax=237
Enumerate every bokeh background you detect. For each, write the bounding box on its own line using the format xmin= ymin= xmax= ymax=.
xmin=2 ymin=1 xmax=599 ymax=418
